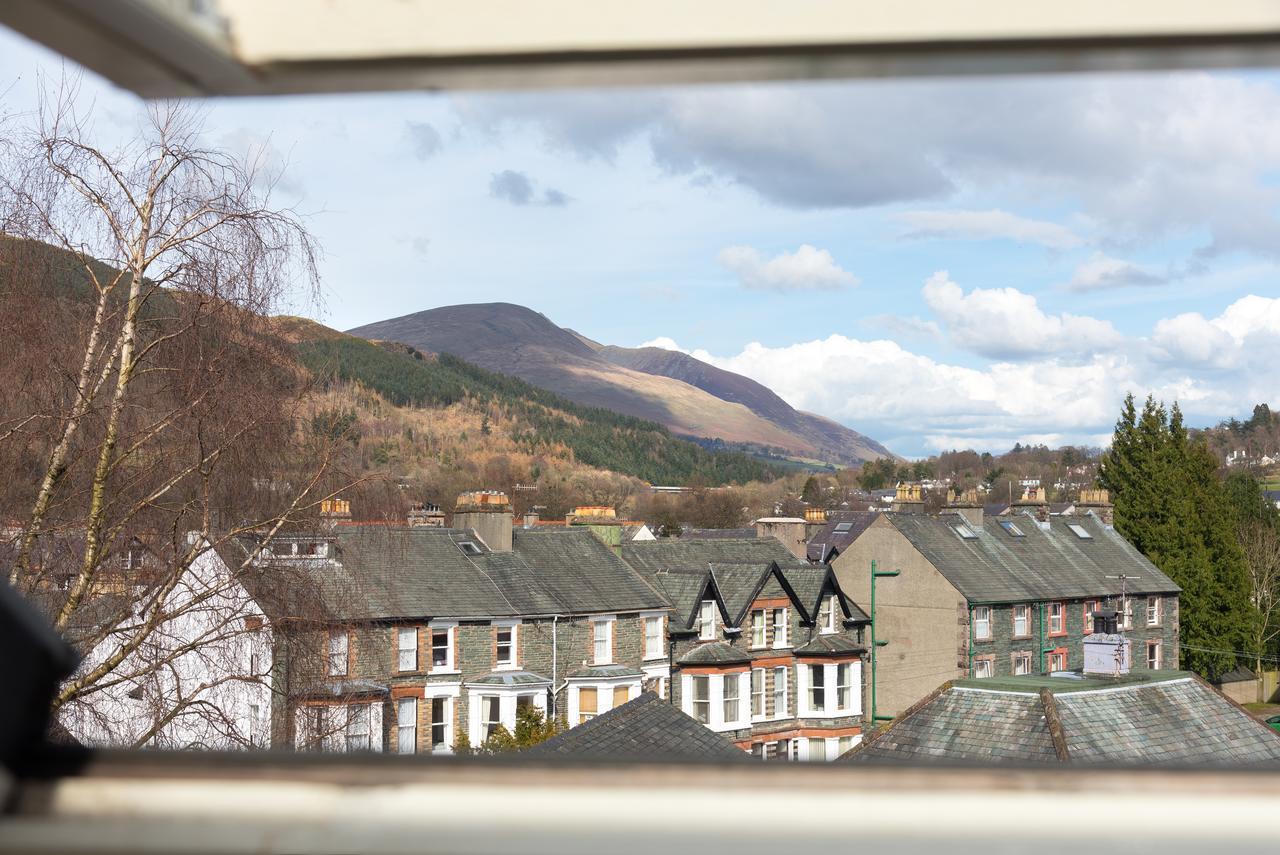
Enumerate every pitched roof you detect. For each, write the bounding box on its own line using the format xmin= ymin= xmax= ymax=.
xmin=527 ymin=692 xmax=749 ymax=762
xmin=806 ymin=512 xmax=877 ymax=562
xmin=236 ymin=525 xmax=668 ymax=622
xmin=468 ymin=670 xmax=551 ymax=686
xmin=883 ymin=511 xmax=1180 ymax=603
xmin=847 ymin=671 xmax=1280 ymax=767
xmin=794 ymin=633 xmax=868 ymax=656
xmin=680 ymin=528 xmax=757 ymax=540
xmin=677 ymin=641 xmax=752 ymax=666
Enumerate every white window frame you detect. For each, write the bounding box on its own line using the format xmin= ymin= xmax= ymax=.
xmin=424 ymin=684 xmax=460 ymax=754
xmin=751 ymin=609 xmax=767 ymax=648
xmin=681 ymin=671 xmax=749 ymax=732
xmin=493 ymin=619 xmax=520 ymax=670
xmin=796 ymin=661 xmax=862 ymax=717
xmin=467 ymin=683 xmax=547 ymax=745
xmin=1120 ymin=598 xmax=1134 ymax=631
xmin=396 ymin=697 xmax=417 ymax=754
xmin=642 ymin=612 xmax=665 ymax=660
xmin=345 ymin=704 xmax=371 ymax=752
xmin=397 ymin=627 xmax=418 ymax=672
xmin=819 ymin=595 xmax=838 ymax=635
xmin=591 ymin=616 xmax=615 ymax=665
xmin=1147 ymin=639 xmax=1162 ymax=669
xmin=689 ymin=674 xmax=711 ymax=724
xmin=974 ymin=657 xmax=994 ymax=679
xmin=1048 ymin=650 xmax=1067 ymax=672
xmin=772 ymin=665 xmax=788 ymax=718
xmin=1013 ymin=604 xmax=1030 ymax=638
xmin=750 ymin=668 xmax=766 ymax=720
xmin=698 ymin=600 xmax=717 ymax=641
xmin=836 ymin=663 xmax=853 ymax=710
xmin=1048 ymin=602 xmax=1065 ymax=635
xmin=722 ymin=671 xmax=741 ymax=722
xmin=1013 ymin=653 xmax=1032 ymax=676
xmin=973 ymin=606 xmax=992 ymax=641
xmin=1146 ymin=596 xmax=1161 ymax=626
xmin=771 ymin=608 xmax=790 ymax=648
xmin=428 ymin=621 xmax=458 ymax=674
xmin=328 ymin=630 xmax=349 ymax=677
xmin=566 ymin=678 xmax=642 ymax=726
xmin=1084 ymin=601 xmax=1099 ymax=634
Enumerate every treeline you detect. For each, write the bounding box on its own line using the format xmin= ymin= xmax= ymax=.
xmin=295 ymin=337 xmax=782 ymax=487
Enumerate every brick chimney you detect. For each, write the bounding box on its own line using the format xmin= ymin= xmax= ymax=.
xmin=891 ymin=482 xmax=925 ymax=514
xmin=1076 ymin=488 xmax=1114 ymax=527
xmin=452 ymin=491 xmax=512 ymax=551
xmin=320 ymin=498 xmax=351 ymax=524
xmin=754 ymin=517 xmax=807 ymax=560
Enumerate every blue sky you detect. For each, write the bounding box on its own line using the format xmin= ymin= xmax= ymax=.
xmin=3 ymin=27 xmax=1279 ymax=458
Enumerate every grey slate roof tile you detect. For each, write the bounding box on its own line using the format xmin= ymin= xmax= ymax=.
xmin=677 ymin=641 xmax=752 ymax=666
xmin=527 ymin=692 xmax=748 ymax=762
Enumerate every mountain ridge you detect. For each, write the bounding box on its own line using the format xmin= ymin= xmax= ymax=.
xmin=347 ymin=302 xmax=893 ymax=465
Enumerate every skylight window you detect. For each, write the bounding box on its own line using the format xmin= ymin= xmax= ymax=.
xmin=1067 ymin=524 xmax=1092 ymax=540
xmin=458 ymin=541 xmax=482 ymax=555
xmin=953 ymin=523 xmax=978 ymax=540
xmin=834 ymin=522 xmax=853 ymax=533
xmin=998 ymin=520 xmax=1025 ymax=538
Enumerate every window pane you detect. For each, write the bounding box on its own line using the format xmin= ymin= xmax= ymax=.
xmin=723 ymin=673 xmax=740 ymax=721
xmin=397 ymin=699 xmax=416 ymax=754
xmin=430 ymin=697 xmax=446 ymax=748
xmin=613 ymin=685 xmax=630 ymax=707
xmin=431 ymin=629 xmax=450 ymax=667
xmin=773 ymin=667 xmax=787 ymax=716
xmin=810 ymin=665 xmax=825 ymax=710
xmin=773 ymin=609 xmax=788 ymax=646
xmin=691 ymin=676 xmax=710 ymax=723
xmin=398 ymin=627 xmax=417 ymax=671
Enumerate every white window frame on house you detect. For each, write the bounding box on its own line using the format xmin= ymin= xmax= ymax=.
xmin=793 ymin=734 xmax=862 ymax=762
xmin=493 ymin=619 xmax=520 ymax=670
xmin=698 ymin=600 xmax=717 ymax=641
xmin=818 ymin=595 xmax=838 ymax=634
xmin=796 ymin=661 xmax=862 ymax=717
xmin=681 ymin=671 xmax=750 ymax=732
xmin=424 ymin=683 xmax=461 ymax=754
xmin=466 ymin=682 xmax=548 ymax=745
xmin=773 ymin=665 xmax=788 ymax=718
xmin=750 ymin=668 xmax=766 ymax=720
xmin=772 ymin=608 xmax=790 ymax=648
xmin=345 ymin=704 xmax=371 ymax=752
xmin=642 ymin=612 xmax=665 ymax=660
xmin=1084 ymin=600 xmax=1099 ymax=634
xmin=328 ymin=630 xmax=349 ymax=677
xmin=1012 ymin=604 xmax=1030 ymax=638
xmin=396 ymin=697 xmax=417 ymax=755
xmin=1147 ymin=639 xmax=1162 ymax=670
xmin=1146 ymin=596 xmax=1161 ymax=626
xmin=722 ymin=671 xmax=741 ymax=722
xmin=974 ymin=656 xmax=994 ymax=679
xmin=973 ymin=606 xmax=992 ymax=641
xmin=591 ymin=615 xmax=615 ymax=666
xmin=428 ymin=621 xmax=458 ymax=674
xmin=642 ymin=661 xmax=671 ymax=697
xmin=836 ymin=663 xmax=853 ymax=710
xmin=1012 ymin=652 xmax=1032 ymax=676
xmin=567 ymin=677 xmax=642 ymax=726
xmin=397 ymin=627 xmax=418 ymax=672
xmin=1048 ymin=650 xmax=1067 ymax=672
xmin=1120 ymin=598 xmax=1134 ymax=631
xmin=751 ymin=609 xmax=767 ymax=648
xmin=1048 ymin=602 xmax=1065 ymax=635
xmin=689 ymin=674 xmax=711 ymax=724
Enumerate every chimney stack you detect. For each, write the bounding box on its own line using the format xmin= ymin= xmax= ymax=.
xmin=754 ymin=517 xmax=808 ymax=561
xmin=891 ymin=482 xmax=925 ymax=514
xmin=452 ymin=491 xmax=512 ymax=551
xmin=945 ymin=487 xmax=983 ymax=529
xmin=523 ymin=509 xmax=540 ymax=529
xmin=320 ymin=498 xmax=351 ymax=524
xmin=1076 ymin=488 xmax=1114 ymax=527
xmin=407 ymin=501 xmax=446 ymax=527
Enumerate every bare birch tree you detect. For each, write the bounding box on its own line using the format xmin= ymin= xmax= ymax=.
xmin=0 ymin=83 xmax=358 ymax=747
xmin=1241 ymin=519 xmax=1280 ymax=688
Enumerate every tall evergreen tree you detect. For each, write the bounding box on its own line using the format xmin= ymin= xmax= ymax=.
xmin=1100 ymin=395 xmax=1258 ymax=678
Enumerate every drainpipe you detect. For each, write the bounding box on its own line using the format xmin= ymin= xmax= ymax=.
xmin=551 ymin=615 xmax=559 ymax=717
xmin=968 ymin=605 xmax=975 ymax=677
xmin=870 ymin=559 xmax=899 ymax=723
xmin=1038 ymin=602 xmax=1047 ymax=674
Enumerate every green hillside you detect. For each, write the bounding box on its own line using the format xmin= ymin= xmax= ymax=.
xmin=294 ymin=335 xmax=782 ymax=486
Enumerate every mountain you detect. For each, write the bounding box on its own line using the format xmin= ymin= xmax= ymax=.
xmin=347 ymin=303 xmax=893 ymax=465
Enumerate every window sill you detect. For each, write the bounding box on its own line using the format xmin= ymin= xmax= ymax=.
xmin=973 ymin=637 xmax=993 ymax=643
xmin=642 ymin=654 xmax=666 ymax=662
xmin=771 ymin=644 xmax=792 ymax=650
xmin=494 ymin=664 xmax=520 ymax=672
xmin=428 ymin=668 xmax=460 ymax=676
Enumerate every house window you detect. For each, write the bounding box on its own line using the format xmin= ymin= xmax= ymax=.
xmin=397 ymin=627 xmax=418 ymax=672
xmin=691 ymin=675 xmax=710 ymax=723
xmin=773 ymin=666 xmax=788 ymax=717
xmin=723 ymin=672 xmax=741 ymax=723
xmin=809 ymin=665 xmax=826 ymax=709
xmin=1048 ymin=650 xmax=1067 ymax=672
xmin=430 ymin=627 xmax=453 ymax=671
xmin=643 ymin=616 xmax=664 ymax=660
xmin=578 ymin=687 xmax=598 ymax=724
xmin=836 ymin=663 xmax=853 ymax=711
xmin=973 ymin=606 xmax=992 ymax=641
xmin=1147 ymin=640 xmax=1162 ymax=670
xmin=772 ymin=608 xmax=789 ymax=647
xmin=613 ymin=685 xmax=631 ymax=708
xmin=396 ymin=698 xmax=417 ymax=754
xmin=1048 ymin=602 xmax=1065 ymax=636
xmin=1120 ymin=598 xmax=1134 ymax=631
xmin=592 ymin=619 xmax=613 ymax=665
xmin=751 ymin=668 xmax=766 ymax=718
xmin=345 ymin=705 xmax=370 ymax=752
xmin=495 ymin=624 xmax=516 ymax=667
xmin=1012 ymin=653 xmax=1032 ymax=675
xmin=818 ymin=595 xmax=837 ymax=634
xmin=1012 ymin=605 xmax=1030 ymax=638
xmin=1083 ymin=600 xmax=1099 ymax=634
xmin=1146 ymin=596 xmax=1161 ymax=626
xmin=429 ymin=697 xmax=448 ymax=750
xmin=974 ymin=656 xmax=994 ymax=679
xmin=808 ymin=738 xmax=827 ymax=762
xmin=328 ymin=631 xmax=349 ymax=676
xmin=481 ymin=696 xmax=502 ymax=739
xmin=751 ymin=610 xmax=767 ymax=648
xmin=248 ymin=704 xmax=261 ymax=747
xmin=698 ymin=600 xmax=717 ymax=640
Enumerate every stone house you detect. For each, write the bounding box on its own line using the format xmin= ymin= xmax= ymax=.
xmin=621 ymin=538 xmax=869 ymax=761
xmin=830 ymin=501 xmax=1181 ymax=718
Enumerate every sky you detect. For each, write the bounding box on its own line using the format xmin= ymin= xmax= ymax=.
xmin=2 ymin=27 xmax=1279 ymax=459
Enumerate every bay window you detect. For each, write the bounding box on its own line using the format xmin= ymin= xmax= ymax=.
xmin=809 ymin=665 xmax=825 ymax=710
xmin=751 ymin=668 xmax=765 ymax=718
xmin=691 ymin=675 xmax=710 ymax=723
xmin=481 ymin=695 xmax=502 ymax=739
xmin=429 ymin=697 xmax=449 ymax=751
xmin=836 ymin=663 xmax=852 ymax=710
xmin=722 ymin=672 xmax=741 ymax=722
xmin=773 ymin=666 xmax=788 ymax=717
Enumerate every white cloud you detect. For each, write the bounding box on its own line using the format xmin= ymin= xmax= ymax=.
xmin=718 ymin=244 xmax=858 ymax=292
xmin=921 ymin=272 xmax=1122 ymax=360
xmin=1068 ymin=253 xmax=1164 ymax=292
xmin=639 ymin=336 xmax=686 ymax=351
xmin=1151 ymin=294 xmax=1280 ymax=369
xmin=896 ymin=209 xmax=1082 ymax=250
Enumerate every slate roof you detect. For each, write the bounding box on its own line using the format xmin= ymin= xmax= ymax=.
xmin=297 ymin=679 xmax=389 ymax=700
xmin=468 ymin=670 xmax=551 ymax=686
xmin=806 ymin=512 xmax=878 ymax=563
xmin=794 ymin=633 xmax=868 ymax=656
xmin=527 ymin=692 xmax=749 ymax=762
xmin=233 ymin=525 xmax=668 ymax=622
xmin=680 ymin=528 xmax=757 ymax=540
xmin=677 ymin=641 xmax=752 ymax=666
xmin=884 ymin=511 xmax=1179 ymax=603
xmin=567 ymin=664 xmax=643 ymax=679
xmin=847 ymin=671 xmax=1280 ymax=767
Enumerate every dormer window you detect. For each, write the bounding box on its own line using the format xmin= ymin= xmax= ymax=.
xmin=818 ymin=595 xmax=837 ymax=634
xmin=698 ymin=600 xmax=717 ymax=640
xmin=458 ymin=541 xmax=482 ymax=556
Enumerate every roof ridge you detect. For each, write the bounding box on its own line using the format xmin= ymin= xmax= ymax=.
xmin=1039 ymin=687 xmax=1071 ymax=763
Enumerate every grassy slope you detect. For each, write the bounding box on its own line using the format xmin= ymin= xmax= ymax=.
xmin=290 ymin=325 xmax=782 ymax=487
